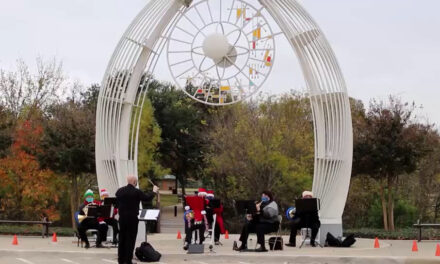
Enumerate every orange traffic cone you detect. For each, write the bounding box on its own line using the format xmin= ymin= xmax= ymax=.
xmin=12 ymin=235 xmax=18 ymax=245
xmin=436 ymin=244 xmax=440 ymax=257
xmin=52 ymin=232 xmax=58 ymax=243
xmin=177 ymin=230 xmax=182 ymax=239
xmin=412 ymin=240 xmax=418 ymax=252
xmin=374 ymin=237 xmax=380 ymax=248
xmin=225 ymin=230 xmax=229 ymax=239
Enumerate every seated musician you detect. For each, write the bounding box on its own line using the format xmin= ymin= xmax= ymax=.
xmin=285 ymin=191 xmax=321 ymax=247
xmin=183 ymin=194 xmax=207 ymax=250
xmin=99 ymin=188 xmax=119 ymax=244
xmin=205 ymin=190 xmax=225 ymax=245
xmin=236 ymin=190 xmax=279 ymax=252
xmin=77 ymin=189 xmax=108 ymax=248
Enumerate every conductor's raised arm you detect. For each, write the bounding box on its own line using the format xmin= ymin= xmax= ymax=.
xmin=137 ymin=185 xmax=159 ymax=202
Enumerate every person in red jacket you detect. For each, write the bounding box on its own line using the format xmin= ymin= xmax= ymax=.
xmin=206 ymin=190 xmax=225 ymax=245
xmin=100 ymin=188 xmax=119 ymax=244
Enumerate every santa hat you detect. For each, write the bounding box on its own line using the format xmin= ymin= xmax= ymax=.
xmin=206 ymin=190 xmax=214 ymax=198
xmin=184 ymin=205 xmax=190 ymax=211
xmin=302 ymin=191 xmax=314 ymax=198
xmin=100 ymin=188 xmax=109 ymax=197
xmin=198 ymin=188 xmax=207 ymax=196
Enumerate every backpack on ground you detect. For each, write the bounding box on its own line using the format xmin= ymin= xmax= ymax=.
xmin=135 ymin=242 xmax=161 ymax=262
xmin=326 ymin=232 xmax=342 ymax=247
xmin=326 ymin=232 xmax=356 ymax=247
xmin=268 ymin=236 xmax=283 ymax=250
xmin=341 ymin=233 xmax=356 ymax=247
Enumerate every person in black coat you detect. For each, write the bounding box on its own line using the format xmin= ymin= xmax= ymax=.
xmin=116 ymin=176 xmax=159 ymax=264
xmin=235 ymin=191 xmax=280 ymax=252
xmin=285 ymin=191 xmax=321 ymax=247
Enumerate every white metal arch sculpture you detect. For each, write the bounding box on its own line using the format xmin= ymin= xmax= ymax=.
xmin=96 ymin=0 xmax=352 ymax=240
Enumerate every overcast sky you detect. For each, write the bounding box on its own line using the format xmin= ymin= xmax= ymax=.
xmin=0 ymin=0 xmax=439 ymax=127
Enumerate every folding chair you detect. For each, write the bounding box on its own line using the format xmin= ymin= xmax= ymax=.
xmin=268 ymin=215 xmax=283 ymax=250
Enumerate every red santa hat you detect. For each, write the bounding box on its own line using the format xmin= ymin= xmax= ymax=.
xmin=206 ymin=190 xmax=214 ymax=198
xmin=100 ymin=188 xmax=109 ymax=197
xmin=198 ymin=188 xmax=207 ymax=196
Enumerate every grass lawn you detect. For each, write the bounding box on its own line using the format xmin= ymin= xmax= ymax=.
xmin=344 ymin=227 xmax=440 ymax=240
xmin=159 ymin=194 xmax=179 ymax=207
xmin=0 ymin=224 xmax=74 ymax=236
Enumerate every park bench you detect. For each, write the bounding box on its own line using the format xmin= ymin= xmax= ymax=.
xmin=0 ymin=218 xmax=53 ymax=238
xmin=413 ymin=219 xmax=440 ymax=242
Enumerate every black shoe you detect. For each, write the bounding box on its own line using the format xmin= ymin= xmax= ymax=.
xmin=285 ymin=243 xmax=296 ymax=247
xmin=310 ymin=241 xmax=316 ymax=247
xmin=96 ymin=243 xmax=104 ymax=248
xmin=183 ymin=242 xmax=189 ymax=250
xmin=84 ymin=242 xmax=90 ymax=249
xmin=232 ymin=241 xmax=238 ymax=251
xmin=112 ymin=239 xmax=119 ymax=245
xmin=255 ymin=246 xmax=268 ymax=252
xmin=237 ymin=244 xmax=248 ymax=251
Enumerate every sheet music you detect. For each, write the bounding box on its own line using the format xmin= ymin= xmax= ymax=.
xmin=145 ymin=209 xmax=160 ymax=220
xmin=138 ymin=209 xmax=160 ymax=220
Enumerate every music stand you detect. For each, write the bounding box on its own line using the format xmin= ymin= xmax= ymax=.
xmin=295 ymin=198 xmax=323 ymax=248
xmin=208 ymin=199 xmax=221 ymax=209
xmin=88 ymin=205 xmax=112 ymax=218
xmin=206 ymin=199 xmax=222 ymax=251
xmin=235 ymin=200 xmax=257 ymax=216
xmin=104 ymin=197 xmax=117 ymax=207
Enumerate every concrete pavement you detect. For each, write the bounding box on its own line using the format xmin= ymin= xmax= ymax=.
xmin=1 ymin=233 xmax=440 ymax=264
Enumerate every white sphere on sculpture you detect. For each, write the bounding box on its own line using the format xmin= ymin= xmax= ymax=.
xmin=202 ymin=33 xmax=230 ymax=60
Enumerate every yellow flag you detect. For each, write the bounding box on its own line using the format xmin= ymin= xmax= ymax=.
xmin=236 ymin=8 xmax=242 ymax=19
xmin=220 ymin=86 xmax=230 ymax=91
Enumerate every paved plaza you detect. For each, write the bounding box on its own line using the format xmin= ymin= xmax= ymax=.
xmin=1 ymin=234 xmax=440 ymax=264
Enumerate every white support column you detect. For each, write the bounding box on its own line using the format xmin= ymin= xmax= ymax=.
xmin=260 ymin=0 xmax=353 ymax=242
xmin=96 ymin=0 xmax=185 ymax=241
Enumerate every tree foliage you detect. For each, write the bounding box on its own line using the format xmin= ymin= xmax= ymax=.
xmin=351 ymin=96 xmax=437 ymax=230
xmin=204 ymin=94 xmax=314 ymax=210
xmin=137 ymin=98 xmax=169 ymax=190
xmin=0 ymin=58 xmax=64 ymax=117
xmin=0 ymin=118 xmax=62 ymax=221
xmin=147 ymin=81 xmax=208 ymax=194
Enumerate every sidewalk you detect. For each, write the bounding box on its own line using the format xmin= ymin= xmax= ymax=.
xmin=1 ymin=234 xmax=440 ymax=264
xmin=160 ymin=204 xmax=183 ymax=234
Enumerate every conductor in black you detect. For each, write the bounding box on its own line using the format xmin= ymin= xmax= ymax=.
xmin=116 ymin=175 xmax=159 ymax=264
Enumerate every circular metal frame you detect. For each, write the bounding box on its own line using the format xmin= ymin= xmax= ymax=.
xmin=166 ymin=0 xmax=276 ymax=105
xmin=95 ymin=0 xmax=353 ymax=240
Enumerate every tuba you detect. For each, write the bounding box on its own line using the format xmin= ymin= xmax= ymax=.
xmin=78 ymin=203 xmax=97 ymax=223
xmin=285 ymin=206 xmax=296 ymax=221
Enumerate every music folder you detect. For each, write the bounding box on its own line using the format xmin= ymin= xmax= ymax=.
xmin=235 ymin=200 xmax=257 ymax=214
xmin=138 ymin=209 xmax=160 ymax=221
xmin=295 ymin=198 xmax=320 ymax=213
xmin=104 ymin=197 xmax=117 ymax=207
xmin=87 ymin=205 xmax=112 ymax=218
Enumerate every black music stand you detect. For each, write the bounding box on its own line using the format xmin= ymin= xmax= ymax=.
xmin=295 ymin=198 xmax=323 ymax=248
xmin=87 ymin=205 xmax=112 ymax=219
xmin=104 ymin=197 xmax=117 ymax=207
xmin=235 ymin=200 xmax=257 ymax=216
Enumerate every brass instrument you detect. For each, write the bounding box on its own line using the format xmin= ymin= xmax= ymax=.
xmin=78 ymin=203 xmax=98 ymax=223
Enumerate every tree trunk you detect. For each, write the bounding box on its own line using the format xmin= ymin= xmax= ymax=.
xmin=387 ymin=176 xmax=395 ymax=231
xmin=70 ymin=174 xmax=79 ymax=229
xmin=379 ymin=183 xmax=389 ymax=230
xmin=180 ymin=176 xmax=186 ymax=195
